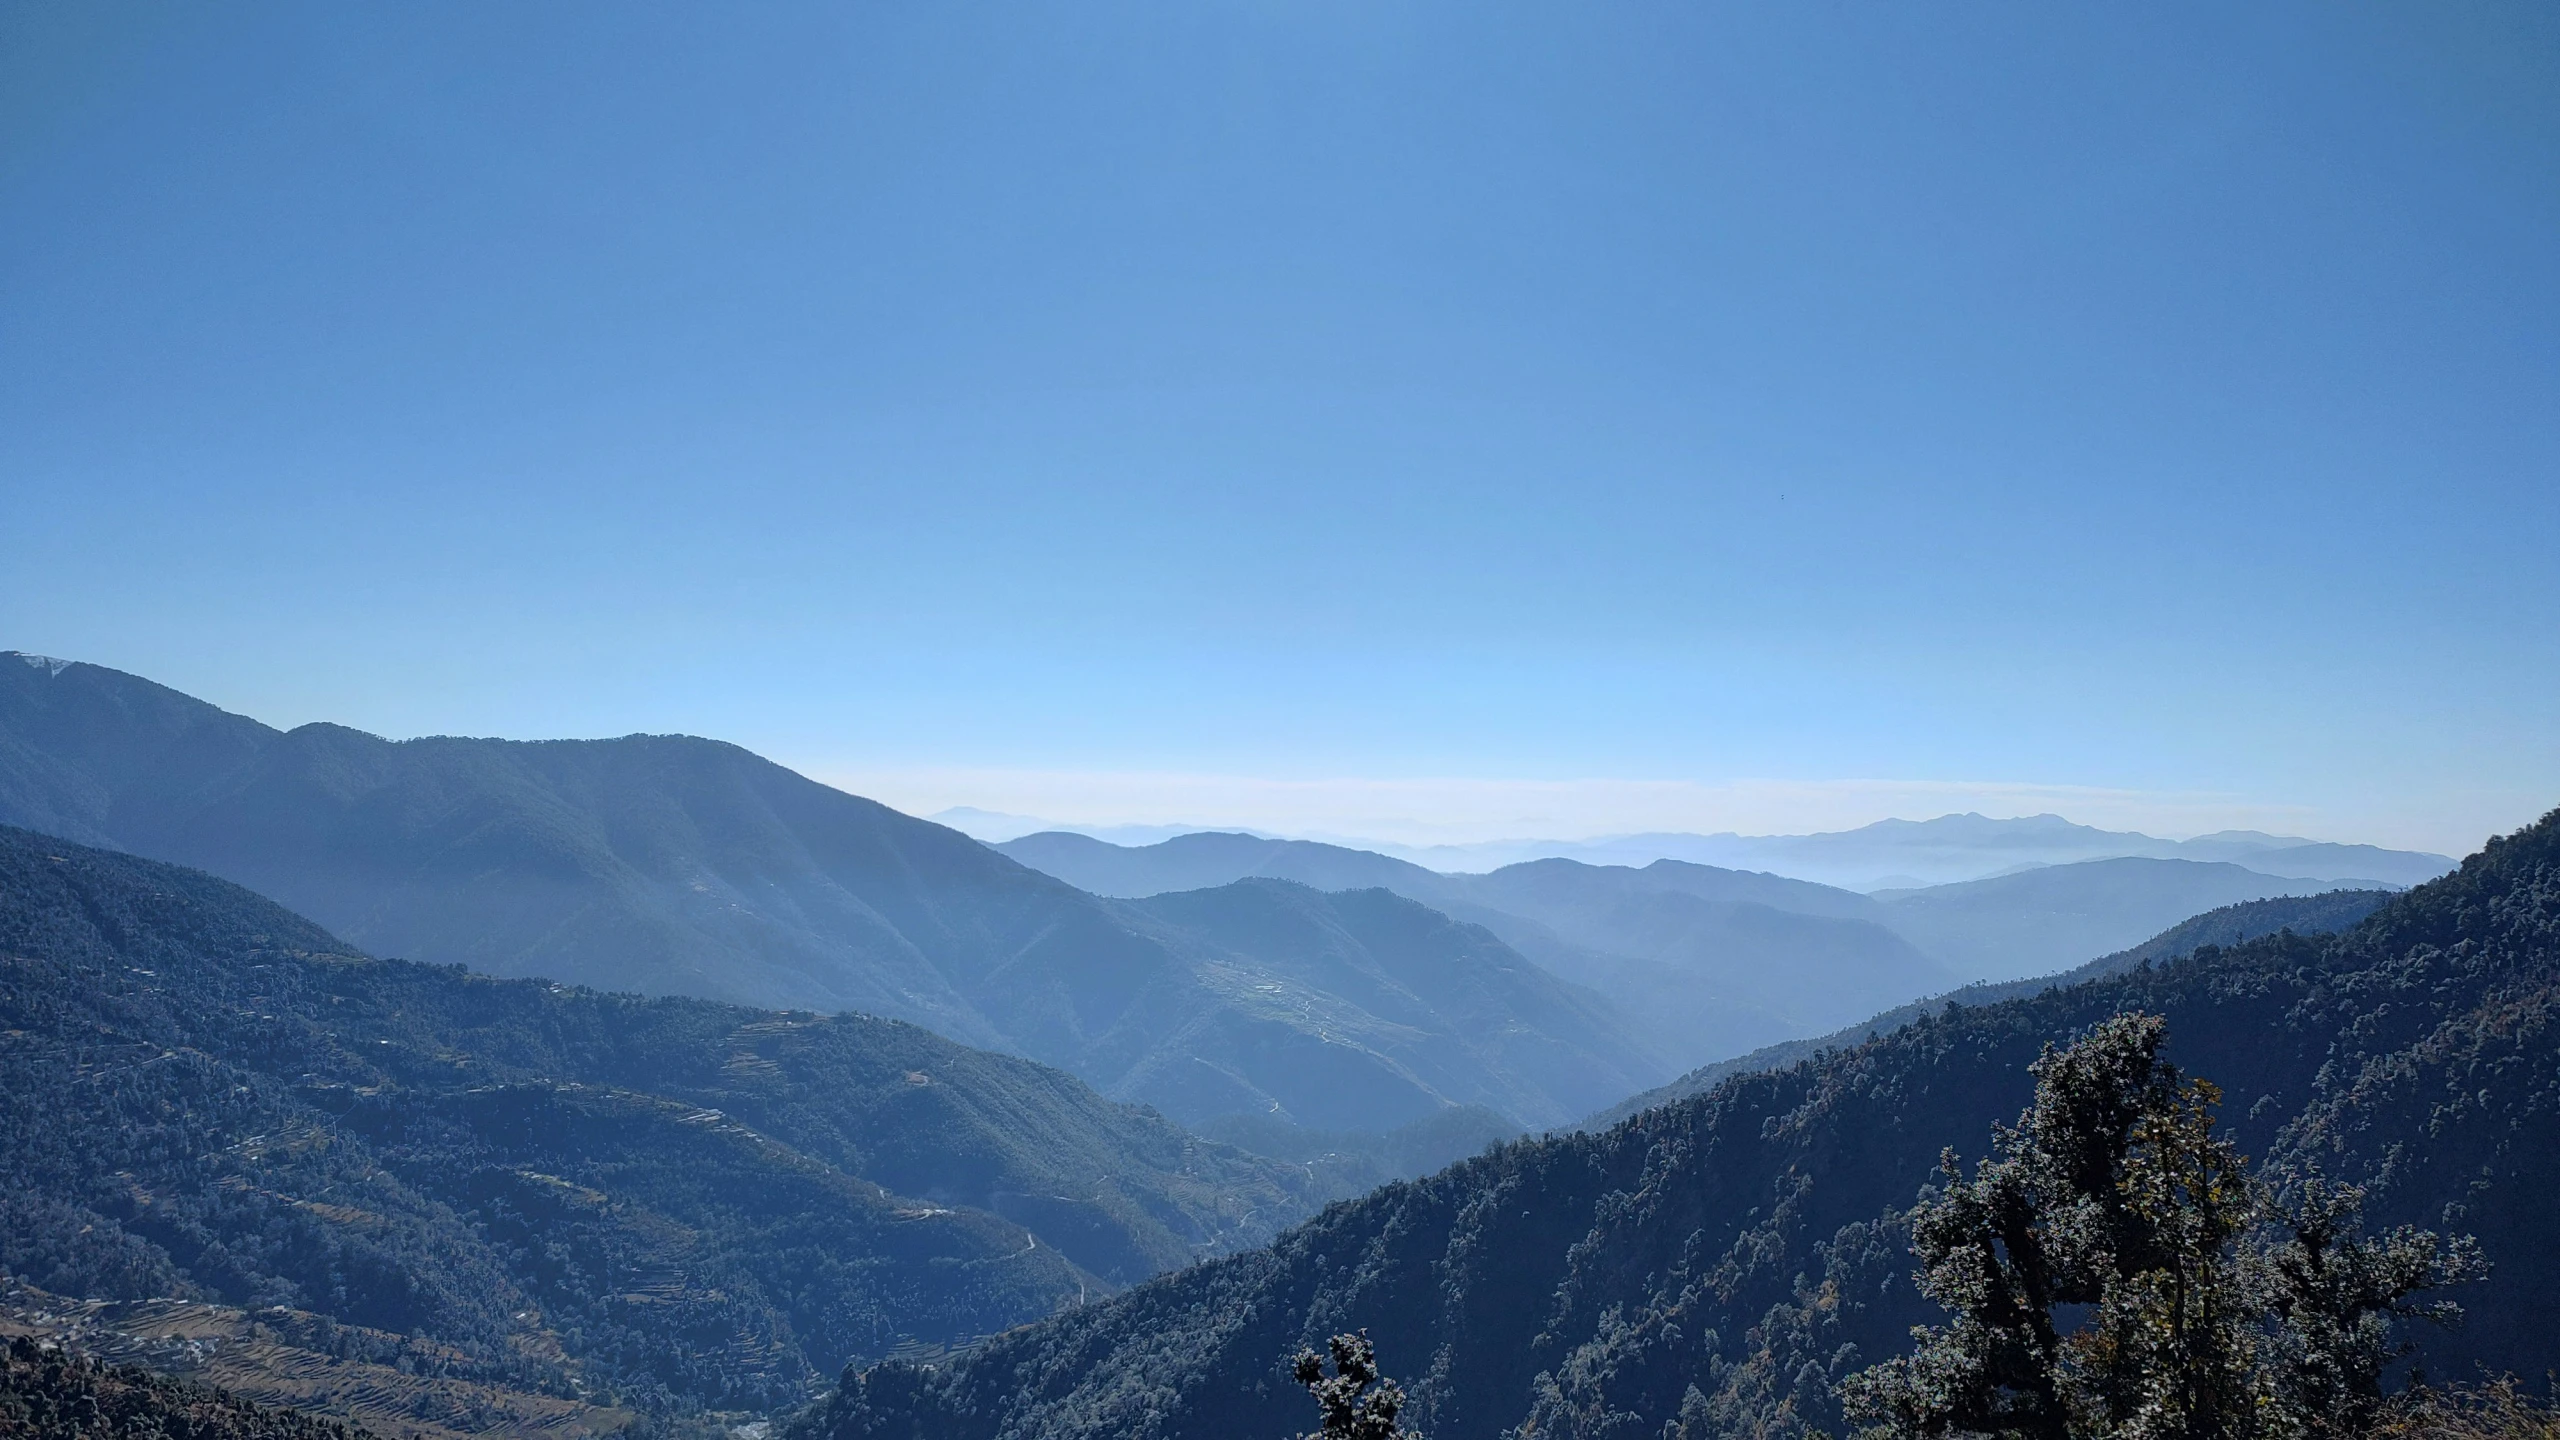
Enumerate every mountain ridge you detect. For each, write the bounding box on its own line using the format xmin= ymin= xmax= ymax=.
xmin=1369 ymin=811 xmax=2455 ymax=887
xmin=969 ymin=807 xmax=2454 ymax=890
xmin=0 ymin=654 xmax=1663 ymax=1129
xmin=998 ymin=829 xmax=2385 ymax=1067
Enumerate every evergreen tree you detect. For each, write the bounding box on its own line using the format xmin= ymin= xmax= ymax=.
xmin=2250 ymin=1177 xmax=2483 ymax=1440
xmin=2079 ymin=1063 xmax=2261 ymax=1440
xmin=1842 ymin=1014 xmax=2476 ymax=1440
xmin=1293 ymin=1331 xmax=1415 ymax=1440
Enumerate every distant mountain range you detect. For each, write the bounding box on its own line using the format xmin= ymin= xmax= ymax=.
xmin=996 ymin=829 xmax=2391 ymax=1068
xmin=808 ymin=807 xmax=2560 ymax=1440
xmin=1555 ymin=811 xmax=2451 ymax=888
xmin=932 ymin=807 xmax=1211 ymax=847
xmin=0 ymin=654 xmax=1662 ymax=1129
xmin=950 ymin=807 xmax=2454 ymax=891
xmin=1 ymin=650 xmax=2439 ymax=1126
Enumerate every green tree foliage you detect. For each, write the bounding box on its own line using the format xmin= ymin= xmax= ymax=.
xmin=2251 ymin=1178 xmax=2483 ymax=1439
xmin=1841 ymin=1016 xmax=2477 ymax=1440
xmin=1293 ymin=1332 xmax=1417 ymax=1440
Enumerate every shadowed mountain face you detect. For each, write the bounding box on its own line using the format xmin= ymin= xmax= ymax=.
xmin=1116 ymin=882 xmax=1659 ymax=1130
xmin=0 ymin=826 xmax=1347 ymax=1415
xmin=1439 ymin=860 xmax=1955 ymax=1062
xmin=0 ymin=654 xmax=1149 ymax=1037
xmin=999 ymin=830 xmax=1448 ymax=900
xmin=0 ymin=655 xmax=1661 ymax=1128
xmin=1507 ymin=890 xmax=1958 ymax=1063
xmin=1863 ymin=855 xmax=2350 ymax=980
xmin=807 ymin=808 xmax=2560 ymax=1440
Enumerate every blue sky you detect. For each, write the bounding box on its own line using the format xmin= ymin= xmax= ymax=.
xmin=3 ymin=1 xmax=2554 ymax=853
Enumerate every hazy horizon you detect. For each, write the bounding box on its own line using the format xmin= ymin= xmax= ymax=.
xmin=4 ymin=645 xmax=2509 ymax=856
xmin=851 ymin=770 xmax=2492 ymax=856
xmin=6 ymin=643 xmax=2498 ymax=858
xmin=914 ymin=801 xmax=2458 ymax=857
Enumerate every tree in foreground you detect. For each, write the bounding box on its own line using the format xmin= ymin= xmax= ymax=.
xmin=1294 ymin=1331 xmax=1417 ymax=1440
xmin=1842 ymin=1013 xmax=2480 ymax=1440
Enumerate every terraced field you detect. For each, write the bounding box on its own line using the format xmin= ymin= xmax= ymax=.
xmin=0 ymin=1281 xmax=639 ymax=1440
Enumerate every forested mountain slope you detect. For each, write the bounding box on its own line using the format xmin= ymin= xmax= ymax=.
xmin=0 ymin=656 xmax=1659 ymax=1128
xmin=1587 ymin=887 xmax=2397 ymax=1129
xmin=807 ymin=808 xmax=2560 ymax=1440
xmin=0 ymin=826 xmax=1342 ymax=1419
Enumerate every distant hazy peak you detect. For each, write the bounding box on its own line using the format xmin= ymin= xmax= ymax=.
xmin=2182 ymin=828 xmax=2297 ymax=847
xmin=1831 ymin=811 xmax=2104 ymax=839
